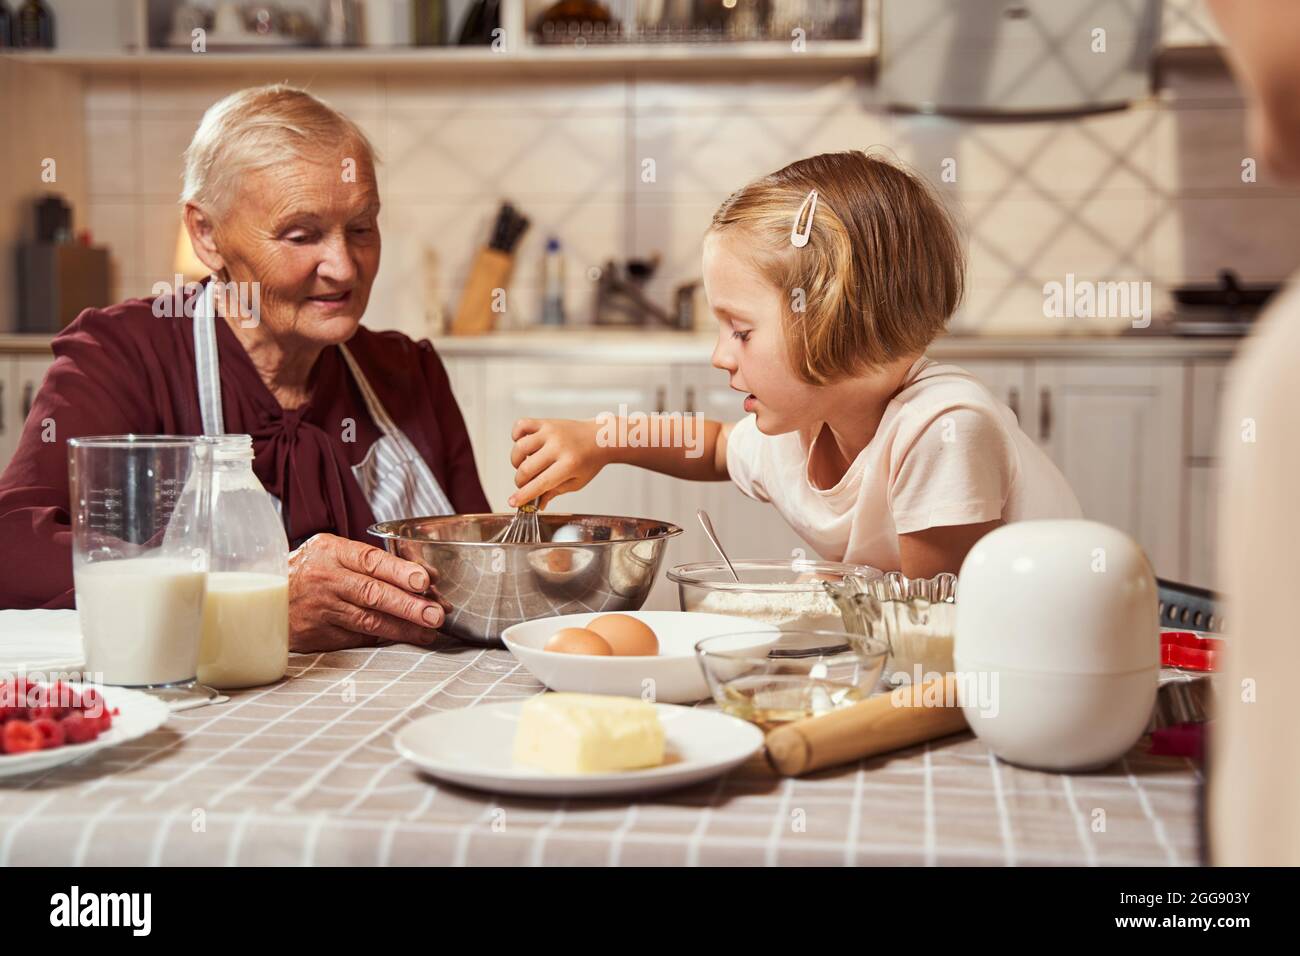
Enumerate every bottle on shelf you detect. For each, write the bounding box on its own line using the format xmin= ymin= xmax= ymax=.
xmin=15 ymin=0 xmax=54 ymax=49
xmin=541 ymin=236 xmax=566 ymax=326
xmin=412 ymin=0 xmax=446 ymax=46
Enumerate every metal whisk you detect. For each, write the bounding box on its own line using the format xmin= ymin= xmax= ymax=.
xmin=491 ymin=497 xmax=542 ymax=544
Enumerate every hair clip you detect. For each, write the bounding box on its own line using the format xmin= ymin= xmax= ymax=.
xmin=790 ymin=189 xmax=818 ymax=248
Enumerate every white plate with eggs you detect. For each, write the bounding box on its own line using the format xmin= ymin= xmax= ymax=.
xmin=501 ymin=610 xmax=779 ymax=704
xmin=394 ymin=699 xmax=765 ymax=797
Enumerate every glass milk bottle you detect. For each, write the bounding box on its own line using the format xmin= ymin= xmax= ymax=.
xmin=198 ymin=435 xmax=290 ymax=689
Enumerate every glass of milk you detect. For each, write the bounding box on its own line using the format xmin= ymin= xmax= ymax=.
xmin=198 ymin=435 xmax=290 ymax=690
xmin=69 ymin=436 xmax=214 ymax=696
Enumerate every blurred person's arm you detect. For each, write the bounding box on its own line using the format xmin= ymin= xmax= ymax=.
xmin=1209 ymin=289 xmax=1300 ymax=866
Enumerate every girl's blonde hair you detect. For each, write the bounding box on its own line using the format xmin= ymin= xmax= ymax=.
xmin=181 ymin=84 xmax=378 ymax=216
xmin=709 ymin=150 xmax=965 ymax=385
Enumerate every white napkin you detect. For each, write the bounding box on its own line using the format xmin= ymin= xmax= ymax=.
xmin=0 ymin=609 xmax=227 ymax=711
xmin=0 ymin=608 xmax=86 ymax=673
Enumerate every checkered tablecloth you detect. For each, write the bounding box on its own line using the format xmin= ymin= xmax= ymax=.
xmin=0 ymin=642 xmax=1202 ymax=866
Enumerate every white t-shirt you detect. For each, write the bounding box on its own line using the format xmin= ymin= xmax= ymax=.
xmin=725 ymin=357 xmax=1082 ymax=570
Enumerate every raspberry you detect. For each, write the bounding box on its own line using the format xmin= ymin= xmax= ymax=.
xmin=2 ymin=720 xmax=41 ymax=755
xmin=31 ymin=718 xmax=64 ymax=750
xmin=79 ymin=689 xmax=105 ymax=719
xmin=24 ymin=683 xmax=58 ymax=720
xmin=48 ymin=682 xmax=77 ymax=717
xmin=96 ymin=707 xmax=117 ymax=732
xmin=59 ymin=712 xmax=99 ymax=745
xmin=0 ymin=678 xmax=31 ymax=708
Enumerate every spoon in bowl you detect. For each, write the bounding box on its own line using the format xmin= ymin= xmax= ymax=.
xmin=696 ymin=508 xmax=740 ymax=583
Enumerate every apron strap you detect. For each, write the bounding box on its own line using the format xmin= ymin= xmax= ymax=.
xmin=193 ymin=280 xmax=225 ymax=437
xmin=338 ymin=343 xmax=455 ymax=518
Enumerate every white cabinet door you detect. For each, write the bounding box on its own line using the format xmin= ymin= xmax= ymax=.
xmin=1183 ymin=360 xmax=1232 ymax=588
xmin=438 ymin=354 xmax=488 ymax=501
xmin=0 ymin=354 xmax=53 ymax=473
xmin=1185 ymin=464 xmax=1219 ymax=590
xmin=16 ymin=354 xmax=54 ymax=430
xmin=0 ymin=356 xmax=17 ymax=472
xmin=1034 ymin=362 xmax=1185 ymax=577
xmin=675 ymin=366 xmax=810 ymax=567
xmin=1188 ymin=360 xmax=1232 ymax=461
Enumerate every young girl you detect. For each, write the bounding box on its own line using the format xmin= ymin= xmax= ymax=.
xmin=506 ymin=151 xmax=1081 ymax=577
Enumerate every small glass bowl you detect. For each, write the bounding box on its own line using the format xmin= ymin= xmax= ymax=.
xmin=694 ymin=629 xmax=889 ymax=730
xmin=824 ymin=571 xmax=958 ymax=686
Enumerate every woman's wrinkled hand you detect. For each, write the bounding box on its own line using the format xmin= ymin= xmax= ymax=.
xmin=507 ymin=418 xmax=606 ymax=509
xmin=287 ymin=533 xmax=451 ymax=652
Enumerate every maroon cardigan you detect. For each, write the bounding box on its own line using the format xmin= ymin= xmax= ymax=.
xmin=0 ymin=291 xmax=490 ymax=610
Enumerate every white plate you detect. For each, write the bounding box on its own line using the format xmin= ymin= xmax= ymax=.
xmin=0 ymin=684 xmax=171 ymax=778
xmin=502 ymin=610 xmax=778 ymax=704
xmin=394 ymin=699 xmax=765 ymax=797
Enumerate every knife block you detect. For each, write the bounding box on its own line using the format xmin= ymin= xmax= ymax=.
xmin=452 ymin=247 xmax=515 ymax=336
xmin=16 ymin=243 xmax=111 ymax=333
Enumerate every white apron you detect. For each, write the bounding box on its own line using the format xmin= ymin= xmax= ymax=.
xmin=192 ymin=279 xmax=454 ymax=524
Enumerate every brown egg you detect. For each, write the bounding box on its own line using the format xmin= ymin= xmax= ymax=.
xmin=544 ymin=627 xmax=613 ymax=656
xmin=586 ymin=614 xmax=659 ymax=657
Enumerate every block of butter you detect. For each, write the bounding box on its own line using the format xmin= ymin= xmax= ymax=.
xmin=513 ymin=693 xmax=665 ymax=774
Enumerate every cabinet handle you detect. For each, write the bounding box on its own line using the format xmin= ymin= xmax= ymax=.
xmin=655 ymin=386 xmax=666 ymax=415
xmin=684 ymin=386 xmax=696 ymax=415
xmin=1007 ymin=386 xmax=1020 ymax=421
xmin=21 ymin=382 xmax=34 ymax=421
xmin=1039 ymin=387 xmax=1052 ymax=442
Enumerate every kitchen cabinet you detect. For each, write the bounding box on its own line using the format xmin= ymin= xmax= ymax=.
xmin=1189 ymin=360 xmax=1232 ymax=461
xmin=16 ymin=356 xmax=52 ymax=424
xmin=0 ymin=355 xmax=16 ymax=468
xmin=1032 ymin=361 xmax=1185 ymax=578
xmin=0 ymin=353 xmax=54 ymax=471
xmin=1185 ymin=464 xmax=1220 ymax=590
xmin=1183 ymin=360 xmax=1232 ymax=589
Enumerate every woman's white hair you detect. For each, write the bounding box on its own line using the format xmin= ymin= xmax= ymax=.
xmin=180 ymin=84 xmax=378 ymax=215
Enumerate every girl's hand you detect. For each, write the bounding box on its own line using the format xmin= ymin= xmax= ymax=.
xmin=508 ymin=418 xmax=606 ymax=508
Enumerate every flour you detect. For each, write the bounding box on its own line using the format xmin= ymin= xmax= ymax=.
xmin=694 ymin=588 xmax=844 ymax=631
xmin=884 ymin=602 xmax=956 ymax=681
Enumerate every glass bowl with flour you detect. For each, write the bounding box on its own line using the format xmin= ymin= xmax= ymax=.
xmin=667 ymin=559 xmax=883 ymax=631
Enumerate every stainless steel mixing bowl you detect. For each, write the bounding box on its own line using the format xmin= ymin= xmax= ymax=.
xmin=369 ymin=513 xmax=683 ymax=647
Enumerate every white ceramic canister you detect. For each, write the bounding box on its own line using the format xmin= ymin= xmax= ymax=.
xmin=953 ymin=520 xmax=1159 ymax=771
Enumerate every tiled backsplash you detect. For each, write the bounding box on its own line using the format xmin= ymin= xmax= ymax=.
xmin=70 ymin=53 xmax=1300 ymax=340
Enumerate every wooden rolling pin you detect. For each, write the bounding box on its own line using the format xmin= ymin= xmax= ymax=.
xmin=766 ymin=674 xmax=969 ymax=776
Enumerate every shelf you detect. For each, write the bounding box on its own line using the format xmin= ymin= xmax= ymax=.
xmin=0 ymin=41 xmax=877 ymax=76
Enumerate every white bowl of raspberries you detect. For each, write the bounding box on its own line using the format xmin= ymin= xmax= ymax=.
xmin=0 ymin=678 xmax=170 ymax=777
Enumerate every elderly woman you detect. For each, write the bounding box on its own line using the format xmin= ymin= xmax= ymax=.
xmin=0 ymin=85 xmax=489 ymax=650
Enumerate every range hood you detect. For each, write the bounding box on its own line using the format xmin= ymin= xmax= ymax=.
xmin=880 ymin=0 xmax=1164 ymax=116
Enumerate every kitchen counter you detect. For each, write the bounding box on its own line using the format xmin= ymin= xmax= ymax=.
xmin=0 ymin=330 xmax=1244 ymax=363
xmin=0 ymin=642 xmax=1202 ymax=866
xmin=432 ymin=329 xmax=1245 ymax=363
